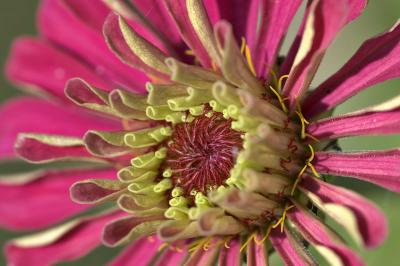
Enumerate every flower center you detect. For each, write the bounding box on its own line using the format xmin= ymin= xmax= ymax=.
xmin=166 ymin=112 xmax=243 ymax=196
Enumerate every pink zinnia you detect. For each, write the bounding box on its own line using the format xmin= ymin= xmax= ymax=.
xmin=1 ymin=0 xmax=399 ymax=265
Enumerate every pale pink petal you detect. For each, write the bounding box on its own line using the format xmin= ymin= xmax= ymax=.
xmin=315 ymin=150 xmax=400 ymax=192
xmin=15 ymin=135 xmax=94 ymax=163
xmin=270 ymin=229 xmax=316 ymax=266
xmin=103 ymin=13 xmax=170 ymax=79
xmin=246 ymin=236 xmax=268 ymax=266
xmin=303 ymin=22 xmax=400 ymax=118
xmin=308 ymin=107 xmax=400 ymax=140
xmin=163 ymin=0 xmax=213 ymax=68
xmin=108 ymin=237 xmax=162 ymax=266
xmin=282 ymin=0 xmax=349 ymax=110
xmin=5 ymin=37 xmax=112 ymax=99
xmin=0 ymin=168 xmax=115 ymax=230
xmin=38 ymin=0 xmax=148 ymax=91
xmin=280 ymin=0 xmax=367 ymax=77
xmin=5 ymin=211 xmax=124 ymax=266
xmin=250 ymin=0 xmax=302 ymax=78
xmin=0 ymin=97 xmax=120 ymax=159
xmin=218 ymin=238 xmax=240 ymax=266
xmin=288 ymin=206 xmax=364 ymax=266
xmin=300 ymin=176 xmax=387 ymax=248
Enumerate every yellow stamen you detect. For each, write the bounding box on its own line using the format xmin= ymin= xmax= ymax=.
xmin=240 ymin=232 xmax=256 ymax=252
xmin=158 ymin=242 xmax=169 ymax=252
xmin=253 ymin=225 xmax=273 ymax=245
xmin=224 ymin=237 xmax=232 ymax=249
xmin=270 ymin=70 xmax=279 ymax=88
xmin=269 ymin=85 xmax=288 ymax=113
xmin=272 ymin=204 xmax=295 ymax=232
xmin=278 ymin=74 xmax=289 ymax=91
xmin=240 ymin=37 xmax=246 ymax=54
xmin=185 ymin=49 xmax=195 ymax=56
xmin=291 ymin=144 xmax=321 ymax=195
xmin=245 ymin=45 xmax=256 ymax=76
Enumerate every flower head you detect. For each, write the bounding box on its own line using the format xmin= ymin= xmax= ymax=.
xmin=1 ymin=0 xmax=400 ymax=265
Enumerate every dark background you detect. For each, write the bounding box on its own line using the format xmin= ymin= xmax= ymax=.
xmin=0 ymin=1 xmax=399 ymax=265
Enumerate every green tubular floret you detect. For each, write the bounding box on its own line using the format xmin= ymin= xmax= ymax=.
xmin=209 ymin=100 xmax=225 ymax=112
xmin=124 ymin=126 xmax=168 ymax=148
xmin=194 ymin=192 xmax=211 ymax=207
xmin=171 ymin=187 xmax=184 ymax=197
xmin=163 ymin=168 xmax=172 ymax=178
xmin=189 ymin=106 xmax=204 ymax=116
xmin=146 ymin=105 xmax=176 ymax=120
xmin=131 ymin=171 xmax=158 ymax=183
xmin=212 ymin=81 xmax=242 ymax=107
xmin=128 ymin=182 xmax=157 ymax=194
xmin=231 ymin=115 xmax=261 ymax=132
xmin=226 ymin=105 xmax=240 ymax=120
xmin=169 ymin=196 xmax=189 ymax=207
xmin=164 ymin=206 xmax=189 ymax=220
xmin=153 ymin=179 xmax=173 ymax=193
xmin=165 ymin=112 xmax=187 ymax=124
xmin=131 ymin=148 xmax=166 ymax=169
xmin=146 ymin=83 xmax=188 ymax=106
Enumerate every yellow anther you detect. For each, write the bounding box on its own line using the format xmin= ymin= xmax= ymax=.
xmin=240 ymin=37 xmax=246 ymax=54
xmin=245 ymin=45 xmax=256 ymax=76
xmin=211 ymin=60 xmax=218 ymax=71
xmin=158 ymin=242 xmax=169 ymax=251
xmin=224 ymin=237 xmax=232 ymax=249
xmin=269 ymin=86 xmax=288 ymax=113
xmin=147 ymin=236 xmax=155 ymax=242
xmin=185 ymin=49 xmax=195 ymax=56
xmin=270 ymin=70 xmax=279 ymax=88
xmin=272 ymin=204 xmax=295 ymax=232
xmin=202 ymin=237 xmax=212 ymax=251
xmin=291 ymin=144 xmax=321 ymax=195
xmin=278 ymin=75 xmax=289 ymax=91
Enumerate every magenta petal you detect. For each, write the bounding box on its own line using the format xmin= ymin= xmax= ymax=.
xmin=130 ymin=0 xmax=184 ymax=48
xmin=303 ymin=22 xmax=400 ymax=118
xmin=308 ymin=107 xmax=400 ymax=140
xmin=5 ymin=211 xmax=124 ymax=266
xmin=5 ymin=37 xmax=112 ymax=99
xmin=15 ymin=135 xmax=94 ymax=163
xmin=288 ymin=207 xmax=364 ymax=266
xmin=218 ymin=238 xmax=240 ymax=266
xmin=270 ymin=229 xmax=314 ymax=266
xmin=38 ymin=0 xmax=148 ymax=91
xmin=0 ymin=168 xmax=115 ymax=230
xmin=163 ymin=0 xmax=213 ymax=68
xmin=108 ymin=237 xmax=162 ymax=266
xmin=103 ymin=13 xmax=170 ymax=80
xmin=0 ymin=97 xmax=120 ymax=159
xmin=250 ymin=0 xmax=302 ymax=78
xmin=300 ymin=176 xmax=387 ymax=248
xmin=282 ymin=0 xmax=348 ymax=109
xmin=315 ymin=150 xmax=400 ymax=192
xmin=155 ymin=245 xmax=187 ymax=266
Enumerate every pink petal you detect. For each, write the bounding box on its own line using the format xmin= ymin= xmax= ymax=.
xmin=5 ymin=37 xmax=112 ymax=99
xmin=288 ymin=206 xmax=364 ymax=266
xmin=250 ymin=0 xmax=302 ymax=78
xmin=108 ymin=237 xmax=162 ymax=266
xmin=315 ymin=150 xmax=400 ymax=192
xmin=15 ymin=135 xmax=94 ymax=163
xmin=5 ymin=211 xmax=124 ymax=266
xmin=300 ymin=176 xmax=387 ymax=248
xmin=0 ymin=97 xmax=120 ymax=159
xmin=308 ymin=107 xmax=400 ymax=140
xmin=130 ymin=0 xmax=184 ymax=48
xmin=282 ymin=0 xmax=349 ymax=110
xmin=103 ymin=13 xmax=170 ymax=80
xmin=280 ymin=0 xmax=367 ymax=78
xmin=155 ymin=245 xmax=187 ymax=266
xmin=38 ymin=0 xmax=148 ymax=91
xmin=270 ymin=229 xmax=316 ymax=266
xmin=163 ymin=0 xmax=213 ymax=68
xmin=246 ymin=236 xmax=268 ymax=266
xmin=303 ymin=21 xmax=400 ymax=118
xmin=218 ymin=238 xmax=240 ymax=266
xmin=0 ymin=168 xmax=115 ymax=230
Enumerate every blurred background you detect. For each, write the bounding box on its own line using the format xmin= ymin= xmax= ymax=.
xmin=0 ymin=1 xmax=399 ymax=265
